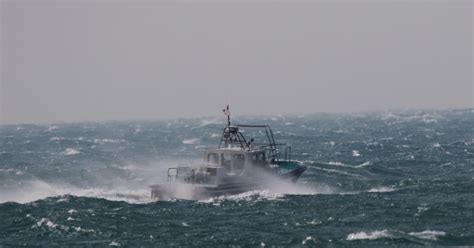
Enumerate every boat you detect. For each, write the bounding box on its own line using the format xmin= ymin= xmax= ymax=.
xmin=149 ymin=106 xmax=307 ymax=200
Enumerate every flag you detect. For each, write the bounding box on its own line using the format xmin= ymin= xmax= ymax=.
xmin=223 ymin=105 xmax=230 ymax=116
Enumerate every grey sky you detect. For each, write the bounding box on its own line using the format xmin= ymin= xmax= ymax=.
xmin=1 ymin=0 xmax=472 ymax=124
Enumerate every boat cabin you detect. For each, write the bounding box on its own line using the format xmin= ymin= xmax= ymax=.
xmin=204 ymin=148 xmax=267 ymax=176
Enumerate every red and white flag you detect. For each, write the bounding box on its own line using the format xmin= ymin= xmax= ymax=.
xmin=223 ymin=105 xmax=230 ymax=116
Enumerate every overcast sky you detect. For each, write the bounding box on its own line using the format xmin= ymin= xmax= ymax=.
xmin=1 ymin=0 xmax=472 ymax=124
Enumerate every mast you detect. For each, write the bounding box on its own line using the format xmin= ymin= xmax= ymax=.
xmin=223 ymin=105 xmax=231 ymax=127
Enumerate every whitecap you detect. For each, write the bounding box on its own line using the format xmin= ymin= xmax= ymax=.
xmin=327 ymin=161 xmax=370 ymax=169
xmin=134 ymin=125 xmax=142 ymax=134
xmin=356 ymin=161 xmax=371 ymax=168
xmin=0 ymin=180 xmax=153 ymax=204
xmin=0 ymin=168 xmax=14 ymax=173
xmin=72 ymin=226 xmax=95 ymax=233
xmin=199 ymin=190 xmax=282 ymax=204
xmin=313 ymin=167 xmax=364 ymax=178
xmin=352 ymin=150 xmax=361 ymax=157
xmin=408 ymin=230 xmax=446 ymax=240
xmin=94 ymin=139 xmax=122 ymax=144
xmin=67 ymin=209 xmax=78 ymax=214
xmin=182 ymin=138 xmax=199 ymax=145
xmin=367 ymin=186 xmax=396 ymax=193
xmin=308 ymin=219 xmax=322 ymax=225
xmin=63 ymin=148 xmax=80 ymax=155
xmin=109 ymin=241 xmax=121 ymax=247
xmin=302 ymin=236 xmax=314 ymax=245
xmin=328 ymin=161 xmax=346 ymax=166
xmin=34 ymin=218 xmax=58 ymax=229
xmin=47 ymin=126 xmax=59 ymax=131
xmin=346 ymin=229 xmax=392 ymax=240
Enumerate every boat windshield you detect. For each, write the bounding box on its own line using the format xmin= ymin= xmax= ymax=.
xmin=233 ymin=154 xmax=245 ymax=174
xmin=252 ymin=152 xmax=266 ymax=167
xmin=221 ymin=153 xmax=231 ymax=172
xmin=207 ymin=153 xmax=219 ymax=165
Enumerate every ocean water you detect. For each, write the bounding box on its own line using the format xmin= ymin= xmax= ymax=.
xmin=1 ymin=109 xmax=473 ymax=247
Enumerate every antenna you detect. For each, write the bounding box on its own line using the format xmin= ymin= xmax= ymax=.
xmin=223 ymin=105 xmax=231 ymax=127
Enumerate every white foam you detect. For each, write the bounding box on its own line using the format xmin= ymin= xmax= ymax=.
xmin=47 ymin=126 xmax=59 ymax=131
xmin=72 ymin=226 xmax=95 ymax=233
xmin=109 ymin=241 xmax=121 ymax=247
xmin=134 ymin=125 xmax=142 ymax=134
xmin=62 ymin=148 xmax=80 ymax=156
xmin=313 ymin=166 xmax=364 ymax=178
xmin=93 ymin=139 xmax=123 ymax=144
xmin=182 ymin=138 xmax=199 ymax=145
xmin=346 ymin=229 xmax=393 ymax=240
xmin=34 ymin=218 xmax=58 ymax=229
xmin=327 ymin=161 xmax=370 ymax=168
xmin=199 ymin=190 xmax=282 ymax=204
xmin=367 ymin=186 xmax=396 ymax=193
xmin=0 ymin=179 xmax=153 ymax=204
xmin=308 ymin=219 xmax=322 ymax=225
xmin=328 ymin=161 xmax=346 ymax=166
xmin=67 ymin=209 xmax=78 ymax=214
xmin=302 ymin=236 xmax=314 ymax=244
xmin=352 ymin=150 xmax=361 ymax=157
xmin=32 ymin=216 xmax=93 ymax=234
xmin=408 ymin=230 xmax=446 ymax=240
xmin=357 ymin=161 xmax=371 ymax=167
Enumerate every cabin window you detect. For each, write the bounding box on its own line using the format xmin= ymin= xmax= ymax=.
xmin=252 ymin=152 xmax=266 ymax=167
xmin=207 ymin=167 xmax=217 ymax=176
xmin=252 ymin=152 xmax=265 ymax=162
xmin=233 ymin=154 xmax=245 ymax=173
xmin=207 ymin=153 xmax=219 ymax=165
xmin=221 ymin=153 xmax=231 ymax=169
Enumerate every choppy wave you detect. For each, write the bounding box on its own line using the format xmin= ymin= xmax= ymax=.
xmin=347 ymin=229 xmax=393 ymax=240
xmin=346 ymin=229 xmax=446 ymax=241
xmin=0 ymin=180 xmax=152 ymax=204
xmin=199 ymin=190 xmax=283 ymax=204
xmin=62 ymin=148 xmax=81 ymax=155
xmin=408 ymin=230 xmax=446 ymax=240
xmin=367 ymin=186 xmax=396 ymax=193
xmin=0 ymin=109 xmax=472 ymax=247
xmin=182 ymin=138 xmax=200 ymax=144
